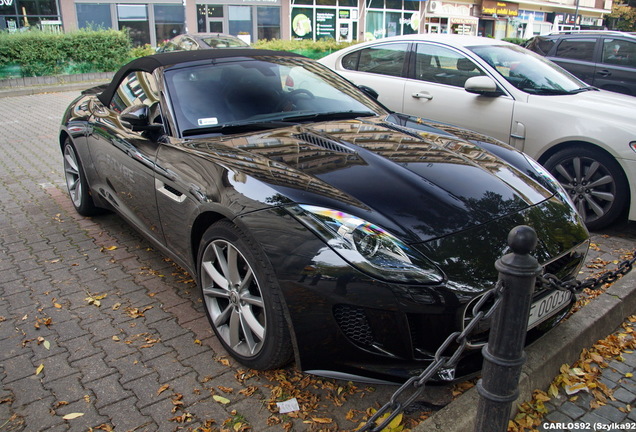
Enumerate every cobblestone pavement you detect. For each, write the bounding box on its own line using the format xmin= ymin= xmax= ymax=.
xmin=533 ymin=223 xmax=636 ymax=432
xmin=538 ymin=348 xmax=636 ymax=432
xmin=0 ymin=90 xmax=635 ymax=432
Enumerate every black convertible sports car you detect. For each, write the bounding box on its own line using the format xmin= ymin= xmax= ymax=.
xmin=60 ymin=49 xmax=589 ymax=383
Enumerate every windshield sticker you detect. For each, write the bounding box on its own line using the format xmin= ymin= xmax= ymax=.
xmin=198 ymin=117 xmax=218 ymax=126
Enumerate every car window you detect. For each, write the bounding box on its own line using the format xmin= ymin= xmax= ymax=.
xmin=525 ymin=37 xmax=556 ymax=56
xmin=414 ymin=43 xmax=485 ymax=88
xmin=161 ymin=42 xmax=179 ymax=52
xmin=471 ymin=44 xmax=585 ymax=94
xmin=602 ymin=38 xmax=636 ymax=67
xmin=341 ymin=43 xmax=408 ymax=77
xmin=554 ymin=38 xmax=596 ymax=61
xmin=109 ymin=71 xmax=160 ymax=113
xmin=178 ymin=37 xmax=198 ymax=51
xmin=200 ymin=35 xmax=249 ymax=48
xmin=164 ymin=58 xmax=385 ymax=136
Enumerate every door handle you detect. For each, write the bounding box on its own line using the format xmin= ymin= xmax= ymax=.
xmin=597 ymin=70 xmax=611 ymax=77
xmin=412 ymin=92 xmax=433 ymax=100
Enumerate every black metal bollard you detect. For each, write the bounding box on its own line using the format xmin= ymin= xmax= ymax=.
xmin=474 ymin=225 xmax=543 ymax=432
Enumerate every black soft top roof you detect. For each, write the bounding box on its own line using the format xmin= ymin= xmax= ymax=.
xmin=97 ymin=48 xmax=304 ymax=105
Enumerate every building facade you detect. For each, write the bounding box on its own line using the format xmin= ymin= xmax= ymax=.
xmin=1 ymin=0 xmax=612 ymax=44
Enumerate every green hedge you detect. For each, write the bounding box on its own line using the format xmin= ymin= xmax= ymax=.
xmin=253 ymin=38 xmax=358 ymax=59
xmin=502 ymin=37 xmax=528 ymax=46
xmin=0 ymin=29 xmax=132 ymax=78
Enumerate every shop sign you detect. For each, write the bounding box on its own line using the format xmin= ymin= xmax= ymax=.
xmin=316 ymin=9 xmax=336 ymax=39
xmin=434 ymin=3 xmax=472 ymax=17
xmin=482 ymin=0 xmax=518 ymax=17
xmin=519 ymin=10 xmax=545 ymax=21
xmin=292 ymin=8 xmax=313 ymax=39
xmin=450 ymin=17 xmax=477 ymax=24
xmin=399 ymin=12 xmax=421 ymax=31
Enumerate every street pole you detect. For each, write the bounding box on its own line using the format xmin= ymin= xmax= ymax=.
xmin=473 ymin=225 xmax=542 ymax=432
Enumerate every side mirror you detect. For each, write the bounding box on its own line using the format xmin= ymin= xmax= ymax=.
xmin=358 ymin=85 xmax=379 ymax=100
xmin=120 ymin=104 xmax=163 ymax=132
xmin=464 ymin=76 xmax=503 ymax=97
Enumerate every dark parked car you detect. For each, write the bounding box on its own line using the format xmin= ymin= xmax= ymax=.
xmin=157 ymin=33 xmax=249 ymax=52
xmin=525 ymin=31 xmax=636 ymax=96
xmin=60 ymin=49 xmax=589 ymax=383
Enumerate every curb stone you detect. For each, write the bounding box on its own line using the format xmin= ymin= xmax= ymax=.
xmin=413 ymin=269 xmax=636 ymax=431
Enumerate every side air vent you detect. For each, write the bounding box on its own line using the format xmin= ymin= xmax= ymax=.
xmin=293 ymin=132 xmax=356 ymax=154
xmin=333 ymin=304 xmax=375 ymax=347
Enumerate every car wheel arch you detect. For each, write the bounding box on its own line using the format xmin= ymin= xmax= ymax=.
xmin=538 ymin=141 xmax=631 ymax=229
xmin=190 ymin=211 xmax=227 ymax=271
xmin=537 ymin=140 xmax=622 ymax=168
xmin=59 ymin=130 xmax=72 ymax=152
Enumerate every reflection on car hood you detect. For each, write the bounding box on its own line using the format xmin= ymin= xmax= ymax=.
xmin=528 ymin=89 xmax=636 ymax=127
xmin=186 ymin=117 xmax=555 ymax=242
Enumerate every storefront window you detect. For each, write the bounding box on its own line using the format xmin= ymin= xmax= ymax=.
xmin=154 ymin=4 xmax=185 ymax=44
xmin=117 ymin=4 xmax=150 ymax=46
xmin=365 ymin=0 xmax=421 ymax=40
xmin=257 ymin=6 xmax=280 ymax=40
xmin=1 ymin=0 xmax=60 ymax=30
xmin=196 ymin=4 xmax=224 ymax=33
xmin=292 ymin=7 xmax=314 ymax=39
xmin=228 ymin=5 xmax=251 ymax=37
xmin=77 ymin=4 xmax=112 ymax=29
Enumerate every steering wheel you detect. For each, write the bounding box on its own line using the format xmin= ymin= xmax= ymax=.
xmin=276 ymin=89 xmax=315 ymax=111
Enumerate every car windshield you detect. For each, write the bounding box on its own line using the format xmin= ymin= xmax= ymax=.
xmin=469 ymin=44 xmax=590 ymax=95
xmin=200 ymin=35 xmax=249 ymax=48
xmin=164 ymin=56 xmax=384 ymax=137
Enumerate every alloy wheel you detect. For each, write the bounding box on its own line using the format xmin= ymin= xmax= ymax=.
xmin=63 ymin=144 xmax=83 ymax=209
xmin=550 ymin=155 xmax=616 ymax=227
xmin=200 ymin=239 xmax=266 ymax=358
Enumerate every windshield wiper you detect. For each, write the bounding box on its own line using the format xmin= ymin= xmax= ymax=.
xmin=567 ymin=86 xmax=599 ymax=94
xmin=280 ymin=111 xmax=377 ymax=122
xmin=525 ymin=88 xmax=572 ymax=95
xmin=182 ymin=120 xmax=296 ymax=137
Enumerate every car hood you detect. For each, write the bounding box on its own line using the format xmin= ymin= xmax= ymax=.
xmin=186 ymin=117 xmax=556 ymax=243
xmin=527 ymin=89 xmax=636 ymax=127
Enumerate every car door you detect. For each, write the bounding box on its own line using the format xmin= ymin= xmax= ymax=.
xmin=548 ymin=37 xmax=598 ymax=85
xmin=401 ymin=42 xmax=516 ymax=145
xmin=594 ymin=37 xmax=636 ymax=95
xmin=335 ymin=42 xmax=409 ymax=110
xmin=86 ymin=71 xmax=165 ymax=244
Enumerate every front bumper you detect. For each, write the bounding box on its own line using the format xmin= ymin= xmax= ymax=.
xmin=237 ymin=197 xmax=589 ymax=383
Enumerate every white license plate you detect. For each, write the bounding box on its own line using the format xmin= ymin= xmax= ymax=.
xmin=528 ymin=289 xmax=572 ymax=330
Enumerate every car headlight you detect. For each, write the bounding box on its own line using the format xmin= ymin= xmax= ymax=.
xmin=288 ymin=205 xmax=444 ymax=284
xmin=524 ymin=155 xmax=578 ymax=212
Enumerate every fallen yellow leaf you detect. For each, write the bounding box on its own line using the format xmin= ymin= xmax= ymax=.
xmin=63 ymin=413 xmax=84 ymax=420
xmin=35 ymin=364 xmax=44 ymax=375
xmin=213 ymin=395 xmax=230 ymax=404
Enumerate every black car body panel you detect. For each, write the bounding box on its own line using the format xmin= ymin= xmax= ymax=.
xmin=60 ymin=49 xmax=589 ymax=383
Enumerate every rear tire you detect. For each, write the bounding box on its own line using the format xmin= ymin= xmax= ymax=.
xmin=197 ymin=220 xmax=292 ymax=370
xmin=543 ymin=147 xmax=628 ymax=230
xmin=63 ymin=139 xmax=102 ymax=216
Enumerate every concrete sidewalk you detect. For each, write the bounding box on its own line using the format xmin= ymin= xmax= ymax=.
xmin=0 ymin=72 xmax=112 ymax=98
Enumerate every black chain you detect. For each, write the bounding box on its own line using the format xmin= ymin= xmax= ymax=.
xmin=358 ymin=248 xmax=636 ymax=432
xmin=538 ymin=249 xmax=636 ymax=293
xmin=357 ymin=280 xmax=505 ymax=432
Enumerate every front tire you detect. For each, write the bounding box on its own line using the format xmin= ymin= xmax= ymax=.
xmin=544 ymin=147 xmax=628 ymax=230
xmin=197 ymin=220 xmax=292 ymax=370
xmin=63 ymin=139 xmax=101 ymax=216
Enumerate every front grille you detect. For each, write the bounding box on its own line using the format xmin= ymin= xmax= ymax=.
xmin=333 ymin=304 xmax=374 ymax=347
